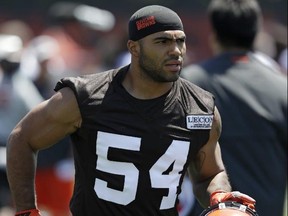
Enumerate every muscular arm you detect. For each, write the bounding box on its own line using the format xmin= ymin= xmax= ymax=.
xmin=187 ymin=106 xmax=231 ymax=207
xmin=6 ymin=87 xmax=82 ymax=211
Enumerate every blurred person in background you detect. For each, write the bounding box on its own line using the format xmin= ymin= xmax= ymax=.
xmin=254 ymin=30 xmax=287 ymax=76
xmin=278 ymin=47 xmax=287 ymax=74
xmin=181 ymin=0 xmax=287 ymax=216
xmin=0 ymin=34 xmax=43 ymax=215
xmin=20 ymin=35 xmax=61 ymax=99
xmin=21 ymin=34 xmax=75 ymax=216
xmin=0 ymin=19 xmax=34 ymax=47
xmin=16 ymin=2 xmax=116 ymax=216
xmin=37 ymin=1 xmax=115 ymax=76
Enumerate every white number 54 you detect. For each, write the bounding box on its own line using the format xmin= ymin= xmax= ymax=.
xmin=94 ymin=131 xmax=189 ymax=210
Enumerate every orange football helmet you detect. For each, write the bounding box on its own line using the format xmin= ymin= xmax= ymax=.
xmin=200 ymin=201 xmax=259 ymax=216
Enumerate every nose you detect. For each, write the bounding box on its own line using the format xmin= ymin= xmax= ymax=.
xmin=168 ymin=42 xmax=183 ymax=57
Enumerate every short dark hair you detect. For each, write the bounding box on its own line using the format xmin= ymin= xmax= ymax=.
xmin=208 ymin=0 xmax=261 ymax=49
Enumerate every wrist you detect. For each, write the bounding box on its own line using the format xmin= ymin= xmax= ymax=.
xmin=210 ymin=189 xmax=227 ymax=196
xmin=210 ymin=190 xmax=229 ymax=206
xmin=15 ymin=208 xmax=41 ymax=216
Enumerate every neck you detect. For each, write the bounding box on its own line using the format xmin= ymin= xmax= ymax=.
xmin=210 ymin=35 xmax=250 ymax=56
xmin=213 ymin=42 xmax=250 ymax=56
xmin=122 ymin=65 xmax=173 ymax=100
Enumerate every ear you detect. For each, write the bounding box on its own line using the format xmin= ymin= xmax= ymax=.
xmin=127 ymin=40 xmax=140 ymax=57
xmin=208 ymin=33 xmax=216 ymax=48
xmin=209 ymin=32 xmax=221 ymax=55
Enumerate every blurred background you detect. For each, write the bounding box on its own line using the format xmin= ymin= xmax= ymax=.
xmin=0 ymin=0 xmax=287 ymax=65
xmin=0 ymin=1 xmax=287 ymax=216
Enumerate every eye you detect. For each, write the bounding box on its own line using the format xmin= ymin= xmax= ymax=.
xmin=158 ymin=39 xmax=168 ymax=44
xmin=177 ymin=38 xmax=186 ymax=44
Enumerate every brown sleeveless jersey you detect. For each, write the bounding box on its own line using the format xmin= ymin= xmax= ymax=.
xmin=54 ymin=65 xmax=215 ymax=216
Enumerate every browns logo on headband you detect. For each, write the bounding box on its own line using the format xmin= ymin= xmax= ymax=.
xmin=128 ymin=5 xmax=184 ymax=41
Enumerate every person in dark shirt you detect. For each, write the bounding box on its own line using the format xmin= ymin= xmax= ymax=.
xmin=181 ymin=1 xmax=287 ymax=216
xmin=6 ymin=5 xmax=255 ymax=216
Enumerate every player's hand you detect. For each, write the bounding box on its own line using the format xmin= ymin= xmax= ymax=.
xmin=15 ymin=208 xmax=41 ymax=216
xmin=210 ymin=190 xmax=256 ymax=210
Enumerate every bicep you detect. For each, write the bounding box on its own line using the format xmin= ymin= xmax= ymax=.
xmin=188 ymin=107 xmax=225 ymax=183
xmin=10 ymin=87 xmax=82 ymax=151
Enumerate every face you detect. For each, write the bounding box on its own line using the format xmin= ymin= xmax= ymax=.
xmin=137 ymin=30 xmax=186 ymax=83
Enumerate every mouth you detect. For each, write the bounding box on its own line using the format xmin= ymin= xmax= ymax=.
xmin=165 ymin=60 xmax=182 ymax=72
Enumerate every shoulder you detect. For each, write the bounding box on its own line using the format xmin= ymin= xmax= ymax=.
xmin=178 ymin=77 xmax=215 ymax=112
xmin=181 ymin=64 xmax=207 ymax=81
xmin=55 ymin=69 xmax=116 ymax=91
xmin=179 ymin=77 xmax=211 ymax=95
xmin=181 ymin=61 xmax=218 ymax=88
xmin=250 ymin=51 xmax=283 ymax=74
xmin=54 ymin=66 xmax=128 ymax=99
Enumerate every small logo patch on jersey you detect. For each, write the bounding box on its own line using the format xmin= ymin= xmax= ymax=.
xmin=186 ymin=115 xmax=213 ymax=130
